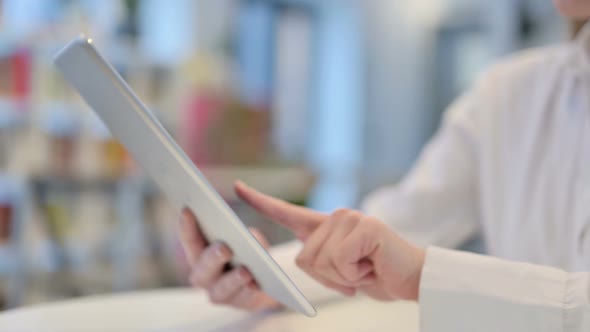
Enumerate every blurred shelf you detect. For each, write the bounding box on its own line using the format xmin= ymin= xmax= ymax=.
xmin=27 ymin=165 xmax=314 ymax=202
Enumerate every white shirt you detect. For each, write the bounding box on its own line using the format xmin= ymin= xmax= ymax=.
xmin=271 ymin=23 xmax=590 ymax=331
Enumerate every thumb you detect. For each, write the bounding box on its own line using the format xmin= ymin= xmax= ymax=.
xmin=248 ymin=227 xmax=270 ymax=249
xmin=235 ymin=181 xmax=326 ymax=240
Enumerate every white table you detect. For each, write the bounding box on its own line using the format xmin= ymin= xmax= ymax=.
xmin=0 ymin=289 xmax=419 ymax=332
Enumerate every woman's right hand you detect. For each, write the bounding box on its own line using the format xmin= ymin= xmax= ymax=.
xmin=178 ymin=209 xmax=280 ymax=311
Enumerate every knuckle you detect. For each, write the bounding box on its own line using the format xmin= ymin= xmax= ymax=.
xmin=208 ymin=287 xmax=220 ymax=301
xmin=330 ymin=259 xmax=354 ymax=284
xmin=339 ymin=267 xmax=356 ymax=283
xmin=234 ymin=286 xmax=253 ymax=302
xmin=189 ymin=269 xmax=205 ymax=287
xmin=354 ymin=212 xmax=365 ymax=222
xmin=314 ymin=258 xmax=331 ymax=272
xmin=320 ymin=279 xmax=340 ymax=291
xmin=208 ymin=292 xmax=223 ymax=305
xmin=208 ymin=283 xmax=229 ymax=304
xmin=332 ymin=250 xmax=346 ymax=267
xmin=358 ymin=217 xmax=377 ymax=233
xmin=331 ymin=208 xmax=351 ymax=219
xmin=330 ymin=245 xmax=342 ymax=260
xmin=295 ymin=254 xmax=309 ymax=269
xmin=344 ymin=213 xmax=362 ymax=228
xmin=231 ymin=269 xmax=247 ymax=285
xmin=240 ymin=294 xmax=258 ymax=309
xmin=330 ymin=249 xmax=355 ymax=282
xmin=201 ymin=248 xmax=216 ymax=266
xmin=331 ymin=209 xmax=363 ymax=225
xmin=362 ymin=216 xmax=380 ymax=226
xmin=204 ymin=245 xmax=229 ymax=266
xmin=231 ymin=269 xmax=242 ymax=283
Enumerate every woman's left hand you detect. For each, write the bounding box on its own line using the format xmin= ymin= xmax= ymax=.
xmin=235 ymin=182 xmax=426 ymax=301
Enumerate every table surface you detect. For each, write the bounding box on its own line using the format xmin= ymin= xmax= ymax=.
xmin=0 ymin=288 xmax=419 ymax=332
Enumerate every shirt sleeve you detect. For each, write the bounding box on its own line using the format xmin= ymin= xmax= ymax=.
xmin=420 ymin=247 xmax=590 ymax=332
xmin=361 ymin=83 xmax=486 ymax=248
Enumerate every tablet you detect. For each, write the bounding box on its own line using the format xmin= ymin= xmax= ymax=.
xmin=54 ymin=36 xmax=316 ymax=317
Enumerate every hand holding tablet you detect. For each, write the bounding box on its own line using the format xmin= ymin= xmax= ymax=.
xmin=230 ymin=182 xmax=425 ymax=302
xmin=53 ymin=36 xmax=316 ymax=317
xmin=178 ymin=206 xmax=281 ymax=311
xmin=54 ymin=36 xmax=426 ymax=316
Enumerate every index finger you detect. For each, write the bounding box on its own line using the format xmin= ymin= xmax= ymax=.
xmin=234 ymin=181 xmax=326 ymax=240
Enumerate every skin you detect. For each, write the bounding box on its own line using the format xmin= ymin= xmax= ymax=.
xmin=179 ymin=209 xmax=279 ymax=310
xmin=179 ymin=181 xmax=425 ymax=310
xmin=553 ymin=0 xmax=590 ymax=19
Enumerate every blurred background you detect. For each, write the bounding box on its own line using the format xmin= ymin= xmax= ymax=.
xmin=0 ymin=0 xmax=569 ymax=310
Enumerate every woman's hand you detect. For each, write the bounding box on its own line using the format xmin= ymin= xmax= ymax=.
xmin=178 ymin=209 xmax=280 ymax=310
xmin=235 ymin=181 xmax=426 ymax=301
